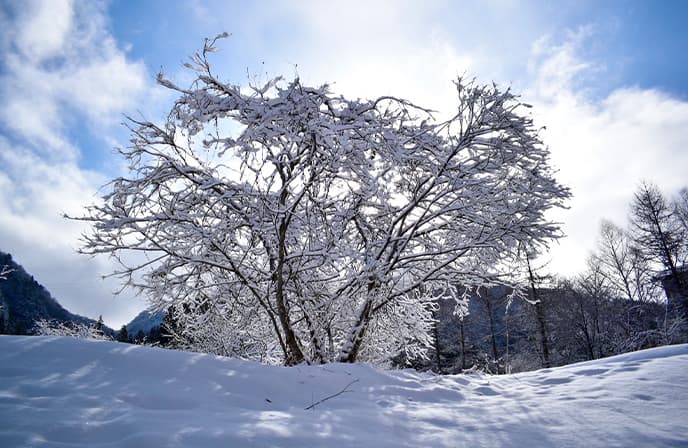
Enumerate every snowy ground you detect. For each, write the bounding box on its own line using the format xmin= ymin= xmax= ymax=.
xmin=0 ymin=336 xmax=687 ymax=447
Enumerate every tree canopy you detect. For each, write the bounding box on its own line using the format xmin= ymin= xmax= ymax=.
xmin=74 ymin=36 xmax=570 ymax=365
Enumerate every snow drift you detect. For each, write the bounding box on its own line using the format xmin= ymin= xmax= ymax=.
xmin=0 ymin=336 xmax=686 ymax=447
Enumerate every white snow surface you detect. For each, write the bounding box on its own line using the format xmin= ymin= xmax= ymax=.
xmin=1 ymin=336 xmax=687 ymax=447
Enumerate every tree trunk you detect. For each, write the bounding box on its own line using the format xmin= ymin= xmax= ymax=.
xmin=338 ymin=300 xmax=373 ymax=363
xmin=485 ymin=298 xmax=499 ymax=363
xmin=433 ymin=307 xmax=442 ymax=373
xmin=275 ymin=189 xmax=305 ymax=366
xmin=527 ymin=256 xmax=551 ymax=368
xmin=459 ymin=318 xmax=466 ymax=370
xmin=534 ymin=301 xmax=550 ymax=368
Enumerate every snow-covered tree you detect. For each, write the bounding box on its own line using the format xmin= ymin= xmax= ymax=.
xmin=95 ymin=315 xmax=104 ymax=331
xmin=34 ymin=319 xmax=111 ymax=340
xmin=73 ymin=35 xmax=570 ymax=365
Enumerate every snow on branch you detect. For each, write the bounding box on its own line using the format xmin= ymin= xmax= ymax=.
xmin=70 ymin=37 xmax=570 ymax=366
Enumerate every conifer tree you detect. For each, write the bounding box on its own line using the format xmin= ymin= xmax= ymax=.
xmin=117 ymin=325 xmax=130 ymax=343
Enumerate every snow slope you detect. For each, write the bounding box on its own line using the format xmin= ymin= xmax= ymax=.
xmin=0 ymin=336 xmax=687 ymax=447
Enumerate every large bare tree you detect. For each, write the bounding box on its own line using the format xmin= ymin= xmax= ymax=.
xmin=72 ymin=36 xmax=570 ymax=365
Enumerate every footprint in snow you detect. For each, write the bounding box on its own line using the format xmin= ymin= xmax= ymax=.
xmin=574 ymin=368 xmax=608 ymax=376
xmin=474 ymin=386 xmax=500 ymax=396
xmin=541 ymin=376 xmax=573 ymax=385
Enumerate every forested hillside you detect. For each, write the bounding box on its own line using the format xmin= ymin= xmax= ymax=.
xmin=0 ymin=251 xmax=108 ymax=335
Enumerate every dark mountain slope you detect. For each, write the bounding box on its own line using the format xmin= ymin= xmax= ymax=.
xmin=0 ymin=251 xmax=108 ymax=334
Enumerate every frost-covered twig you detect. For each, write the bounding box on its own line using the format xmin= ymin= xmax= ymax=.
xmin=305 ymin=379 xmax=359 ymax=410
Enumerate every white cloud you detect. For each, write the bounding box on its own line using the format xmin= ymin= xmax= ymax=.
xmin=0 ymin=0 xmax=151 ymax=327
xmin=528 ymin=26 xmax=597 ymax=98
xmin=240 ymin=1 xmax=478 ymax=121
xmin=63 ymin=53 xmax=147 ymax=124
xmin=15 ymin=0 xmax=74 ymax=63
xmin=0 ymin=0 xmax=147 ymax=159
xmin=526 ymin=30 xmax=688 ymax=276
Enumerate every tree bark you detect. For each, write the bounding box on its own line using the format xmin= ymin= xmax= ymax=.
xmin=527 ymin=256 xmax=551 ymax=368
xmin=275 ymin=188 xmax=305 ymax=366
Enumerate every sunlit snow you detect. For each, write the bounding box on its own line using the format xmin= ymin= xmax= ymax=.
xmin=0 ymin=336 xmax=686 ymax=447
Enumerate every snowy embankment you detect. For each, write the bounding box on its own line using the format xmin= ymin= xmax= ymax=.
xmin=0 ymin=336 xmax=686 ymax=447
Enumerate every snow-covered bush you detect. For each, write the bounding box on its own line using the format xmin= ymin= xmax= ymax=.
xmin=33 ymin=319 xmax=111 ymax=340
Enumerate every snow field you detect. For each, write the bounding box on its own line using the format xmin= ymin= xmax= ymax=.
xmin=0 ymin=336 xmax=687 ymax=447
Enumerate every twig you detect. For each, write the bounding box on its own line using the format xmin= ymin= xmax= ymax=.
xmin=305 ymin=379 xmax=359 ymax=410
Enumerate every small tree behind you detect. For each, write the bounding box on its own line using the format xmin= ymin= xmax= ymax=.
xmin=630 ymin=182 xmax=686 ymax=274
xmin=592 ymin=220 xmax=659 ymax=303
xmin=674 ymin=188 xmax=688 ymax=234
xmin=629 ymin=182 xmax=688 ymax=310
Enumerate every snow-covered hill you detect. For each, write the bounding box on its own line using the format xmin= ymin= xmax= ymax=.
xmin=0 ymin=336 xmax=686 ymax=447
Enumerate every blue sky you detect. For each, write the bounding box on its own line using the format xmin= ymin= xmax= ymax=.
xmin=1 ymin=0 xmax=687 ymax=327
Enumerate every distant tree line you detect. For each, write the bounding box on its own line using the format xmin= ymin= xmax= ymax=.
xmin=407 ymin=280 xmax=677 ymax=374
xmin=405 ymin=181 xmax=688 ymax=373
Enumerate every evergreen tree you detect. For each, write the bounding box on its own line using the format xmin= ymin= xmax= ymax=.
xmin=117 ymin=325 xmax=130 ymax=343
xmin=630 ymin=182 xmax=688 ymax=314
xmin=630 ymin=182 xmax=686 ymax=284
xmin=94 ymin=315 xmax=105 ymax=338
xmin=148 ymin=325 xmax=162 ymax=344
